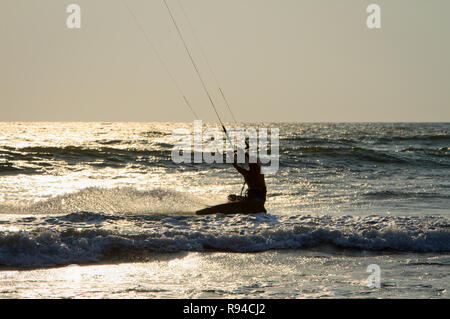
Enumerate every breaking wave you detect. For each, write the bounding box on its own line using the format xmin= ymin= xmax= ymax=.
xmin=0 ymin=187 xmax=209 ymax=215
xmin=0 ymin=212 xmax=448 ymax=267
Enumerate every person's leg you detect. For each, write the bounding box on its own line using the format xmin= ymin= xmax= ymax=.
xmin=228 ymin=194 xmax=247 ymax=202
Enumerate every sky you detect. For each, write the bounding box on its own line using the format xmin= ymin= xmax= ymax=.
xmin=1 ymin=0 xmax=449 ymax=122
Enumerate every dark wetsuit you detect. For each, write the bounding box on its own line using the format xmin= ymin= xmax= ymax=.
xmin=247 ymin=186 xmax=267 ymax=203
xmin=232 ymin=161 xmax=267 ymax=212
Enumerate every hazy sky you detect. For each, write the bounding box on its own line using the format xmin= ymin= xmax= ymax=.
xmin=1 ymin=0 xmax=449 ymax=122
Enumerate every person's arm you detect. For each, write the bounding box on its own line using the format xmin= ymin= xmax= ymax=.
xmin=232 ymin=148 xmax=251 ymax=176
xmin=232 ymin=162 xmax=248 ymax=176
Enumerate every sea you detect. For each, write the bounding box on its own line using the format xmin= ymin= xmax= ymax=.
xmin=0 ymin=122 xmax=448 ymax=298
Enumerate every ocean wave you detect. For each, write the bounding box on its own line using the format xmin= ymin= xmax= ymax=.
xmin=2 ymin=145 xmax=169 ymax=159
xmin=0 ymin=187 xmax=208 ymax=215
xmin=0 ymin=163 xmax=39 ymax=175
xmin=0 ymin=213 xmax=448 ymax=267
xmin=363 ymin=190 xmax=450 ymax=200
xmin=400 ymin=147 xmax=449 ymax=156
xmin=0 ymin=145 xmax=173 ymax=174
xmin=280 ymin=145 xmax=450 ymax=168
xmin=375 ymin=134 xmax=450 ymax=143
xmin=281 ymin=132 xmax=450 ymax=145
xmin=1 ymin=127 xmax=449 ymax=176
xmin=283 ymin=146 xmax=429 ymax=165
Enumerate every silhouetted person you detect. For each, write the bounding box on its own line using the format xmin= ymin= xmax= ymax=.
xmin=229 ymin=155 xmax=267 ymax=212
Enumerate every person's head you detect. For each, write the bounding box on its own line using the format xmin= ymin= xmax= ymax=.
xmin=249 ymin=162 xmax=260 ymax=172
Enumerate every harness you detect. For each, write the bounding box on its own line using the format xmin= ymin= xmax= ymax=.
xmin=246 ymin=186 xmax=267 ymax=202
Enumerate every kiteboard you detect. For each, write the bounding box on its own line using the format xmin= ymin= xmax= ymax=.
xmin=195 ymin=199 xmax=266 ymax=215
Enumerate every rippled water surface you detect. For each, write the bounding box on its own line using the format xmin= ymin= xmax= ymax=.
xmin=0 ymin=122 xmax=448 ymax=298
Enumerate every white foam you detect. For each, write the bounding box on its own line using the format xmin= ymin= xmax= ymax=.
xmin=0 ymin=213 xmax=448 ymax=267
xmin=0 ymin=187 xmax=209 ymax=215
